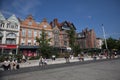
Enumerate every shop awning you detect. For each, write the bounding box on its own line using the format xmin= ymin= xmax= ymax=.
xmin=19 ymin=45 xmax=39 ymax=49
xmin=0 ymin=44 xmax=17 ymax=49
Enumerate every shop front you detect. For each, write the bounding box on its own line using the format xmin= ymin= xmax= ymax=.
xmin=0 ymin=44 xmax=18 ymax=54
xmin=19 ymin=45 xmax=39 ymax=57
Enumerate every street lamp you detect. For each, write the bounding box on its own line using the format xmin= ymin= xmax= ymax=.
xmin=102 ymin=24 xmax=108 ymax=49
xmin=102 ymin=24 xmax=109 ymax=58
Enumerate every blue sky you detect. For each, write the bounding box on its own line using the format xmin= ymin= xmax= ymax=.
xmin=0 ymin=0 xmax=120 ymax=39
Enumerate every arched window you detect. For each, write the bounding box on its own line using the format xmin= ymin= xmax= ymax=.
xmin=7 ymin=23 xmax=10 ymax=28
xmin=6 ymin=33 xmax=16 ymax=38
xmin=6 ymin=33 xmax=16 ymax=44
xmin=14 ymin=23 xmax=18 ymax=29
xmin=0 ymin=21 xmax=4 ymax=28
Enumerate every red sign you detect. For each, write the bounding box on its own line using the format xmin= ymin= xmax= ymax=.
xmin=0 ymin=44 xmax=17 ymax=49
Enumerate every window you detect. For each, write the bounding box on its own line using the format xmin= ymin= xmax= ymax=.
xmin=21 ymin=43 xmax=24 ymax=45
xmin=7 ymin=23 xmax=10 ymax=28
xmin=38 ymin=31 xmax=42 ymax=37
xmin=53 ymin=30 xmax=59 ymax=34
xmin=11 ymin=24 xmax=14 ymax=28
xmin=34 ymin=43 xmax=36 ymax=45
xmin=28 ymin=42 xmax=31 ymax=46
xmin=64 ymin=41 xmax=67 ymax=46
xmin=22 ymin=29 xmax=26 ymax=37
xmin=0 ymin=22 xmax=4 ymax=28
xmin=34 ymin=30 xmax=37 ymax=37
xmin=28 ymin=21 xmax=32 ymax=26
xmin=63 ymin=34 xmax=68 ymax=39
xmin=28 ymin=29 xmax=32 ymax=37
xmin=0 ymin=32 xmax=3 ymax=37
xmin=34 ymin=40 xmax=36 ymax=45
xmin=47 ymin=31 xmax=51 ymax=37
xmin=15 ymin=24 xmax=18 ymax=29
xmin=43 ymin=25 xmax=47 ymax=28
xmin=6 ymin=33 xmax=16 ymax=38
xmin=6 ymin=39 xmax=16 ymax=44
xmin=39 ymin=31 xmax=42 ymax=34
xmin=0 ymin=37 xmax=2 ymax=44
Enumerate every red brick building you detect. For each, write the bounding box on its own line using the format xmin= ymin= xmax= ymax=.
xmin=77 ymin=28 xmax=96 ymax=49
xmin=19 ymin=15 xmax=53 ymax=56
xmin=50 ymin=19 xmax=76 ymax=52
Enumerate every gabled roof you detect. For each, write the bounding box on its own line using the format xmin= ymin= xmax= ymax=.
xmin=7 ymin=14 xmax=19 ymax=24
xmin=0 ymin=12 xmax=5 ymax=20
xmin=52 ymin=25 xmax=60 ymax=31
xmin=26 ymin=14 xmax=34 ymax=20
xmin=39 ymin=18 xmax=52 ymax=29
xmin=60 ymin=21 xmax=76 ymax=30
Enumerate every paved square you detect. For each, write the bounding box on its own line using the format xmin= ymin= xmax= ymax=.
xmin=1 ymin=59 xmax=120 ymax=80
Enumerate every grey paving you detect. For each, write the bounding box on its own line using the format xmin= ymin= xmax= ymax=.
xmin=0 ymin=59 xmax=120 ymax=80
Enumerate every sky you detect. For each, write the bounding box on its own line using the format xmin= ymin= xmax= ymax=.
xmin=0 ymin=0 xmax=120 ymax=39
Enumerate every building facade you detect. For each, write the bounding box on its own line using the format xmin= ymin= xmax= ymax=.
xmin=50 ymin=19 xmax=76 ymax=52
xmin=0 ymin=12 xmax=20 ymax=54
xmin=77 ymin=28 xmax=96 ymax=49
xmin=19 ymin=15 xmax=53 ymax=56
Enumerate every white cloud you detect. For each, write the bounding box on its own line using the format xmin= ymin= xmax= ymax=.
xmin=1 ymin=10 xmax=13 ymax=15
xmin=88 ymin=16 xmax=92 ymax=19
xmin=12 ymin=0 xmax=42 ymax=15
xmin=1 ymin=10 xmax=22 ymax=18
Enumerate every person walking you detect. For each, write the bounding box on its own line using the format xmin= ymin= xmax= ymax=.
xmin=12 ymin=60 xmax=17 ymax=70
xmin=39 ymin=56 xmax=43 ymax=67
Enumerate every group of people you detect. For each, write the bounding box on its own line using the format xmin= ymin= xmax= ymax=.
xmin=39 ymin=56 xmax=47 ymax=67
xmin=78 ymin=54 xmax=84 ymax=61
xmin=2 ymin=59 xmax=20 ymax=71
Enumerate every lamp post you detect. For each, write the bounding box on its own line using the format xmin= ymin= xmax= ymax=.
xmin=102 ymin=24 xmax=109 ymax=58
xmin=102 ymin=24 xmax=108 ymax=49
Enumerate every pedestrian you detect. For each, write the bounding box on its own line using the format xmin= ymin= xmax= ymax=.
xmin=78 ymin=54 xmax=81 ymax=61
xmin=3 ymin=59 xmax=10 ymax=71
xmin=12 ymin=60 xmax=17 ymax=70
xmin=52 ymin=55 xmax=56 ymax=60
xmin=43 ymin=58 xmax=47 ymax=68
xmin=65 ymin=55 xmax=70 ymax=63
xmin=39 ymin=56 xmax=43 ymax=67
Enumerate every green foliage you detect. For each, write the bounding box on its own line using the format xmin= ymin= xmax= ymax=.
xmin=102 ymin=37 xmax=119 ymax=50
xmin=36 ymin=29 xmax=52 ymax=58
xmin=67 ymin=27 xmax=76 ymax=52
xmin=73 ymin=44 xmax=81 ymax=56
xmin=0 ymin=54 xmax=23 ymax=62
xmin=116 ymin=40 xmax=120 ymax=50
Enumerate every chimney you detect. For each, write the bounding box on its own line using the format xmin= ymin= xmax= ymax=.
xmin=54 ymin=18 xmax=58 ymax=26
xmin=42 ymin=18 xmax=47 ymax=22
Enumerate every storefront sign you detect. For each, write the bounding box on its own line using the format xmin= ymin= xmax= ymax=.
xmin=0 ymin=44 xmax=17 ymax=49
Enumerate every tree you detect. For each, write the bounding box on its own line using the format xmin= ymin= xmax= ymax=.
xmin=67 ymin=27 xmax=76 ymax=52
xmin=36 ymin=29 xmax=52 ymax=58
xmin=102 ymin=37 xmax=117 ymax=50
xmin=116 ymin=40 xmax=120 ymax=50
xmin=73 ymin=44 xmax=81 ymax=56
